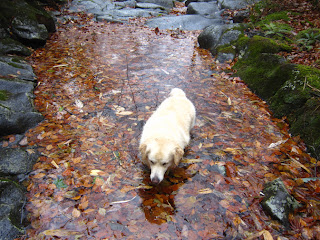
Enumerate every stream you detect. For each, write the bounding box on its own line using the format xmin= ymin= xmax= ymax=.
xmin=21 ymin=10 xmax=310 ymax=240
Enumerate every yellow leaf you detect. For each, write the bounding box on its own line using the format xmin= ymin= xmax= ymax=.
xmin=72 ymin=157 xmax=82 ymax=164
xmin=51 ymin=160 xmax=59 ymax=169
xmin=72 ymin=208 xmax=81 ymax=218
xmin=198 ymin=188 xmax=213 ymax=194
xmin=181 ymin=158 xmax=203 ymax=163
xmin=46 ymin=145 xmax=53 ymax=150
xmin=227 ymin=97 xmax=232 ymax=105
xmin=26 ymin=148 xmax=35 ymax=154
xmin=116 ymin=110 xmax=133 ymax=116
xmin=98 ymin=208 xmax=106 ymax=216
xmin=90 ymin=169 xmax=104 ymax=176
xmin=33 ymin=173 xmax=46 ymax=179
xmin=42 ymin=229 xmax=82 ymax=237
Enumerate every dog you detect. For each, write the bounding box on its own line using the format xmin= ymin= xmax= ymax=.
xmin=139 ymin=88 xmax=196 ymax=184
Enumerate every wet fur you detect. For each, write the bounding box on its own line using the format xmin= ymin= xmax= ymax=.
xmin=139 ymin=88 xmax=196 ymax=183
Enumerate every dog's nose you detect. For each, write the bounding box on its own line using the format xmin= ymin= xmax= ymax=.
xmin=151 ymin=176 xmax=161 ymax=184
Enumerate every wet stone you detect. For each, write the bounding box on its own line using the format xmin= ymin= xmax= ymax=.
xmin=261 ymin=178 xmax=301 ymax=227
xmin=0 ymin=148 xmax=39 ymax=175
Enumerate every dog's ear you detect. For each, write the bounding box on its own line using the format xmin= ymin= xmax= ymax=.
xmin=173 ymin=147 xmax=184 ymax=166
xmin=139 ymin=144 xmax=149 ymax=164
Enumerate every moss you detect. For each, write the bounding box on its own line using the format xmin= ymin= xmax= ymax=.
xmin=0 ymin=90 xmax=11 ymax=101
xmin=270 ymin=65 xmax=320 ymax=116
xmin=217 ymin=45 xmax=236 ymax=55
xmin=233 ymin=35 xmax=293 ymax=99
xmin=290 ymin=98 xmax=320 ymax=157
xmin=295 ymin=65 xmax=320 ymax=89
xmin=236 ymin=35 xmax=292 ymax=57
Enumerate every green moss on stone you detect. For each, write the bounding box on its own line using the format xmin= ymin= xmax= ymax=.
xmin=233 ymin=35 xmax=293 ymax=99
xmin=217 ymin=45 xmax=236 ymax=55
xmin=296 ymin=65 xmax=320 ymax=89
xmin=0 ymin=90 xmax=11 ymax=101
xmin=290 ymin=98 xmax=320 ymax=157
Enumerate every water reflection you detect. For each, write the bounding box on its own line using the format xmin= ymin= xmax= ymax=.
xmin=138 ymin=165 xmax=192 ymax=225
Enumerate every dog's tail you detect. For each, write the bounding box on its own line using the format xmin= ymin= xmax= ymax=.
xmin=170 ymin=88 xmax=186 ymax=97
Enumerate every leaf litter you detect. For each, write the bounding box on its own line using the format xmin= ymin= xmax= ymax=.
xmin=19 ymin=12 xmax=319 ymax=240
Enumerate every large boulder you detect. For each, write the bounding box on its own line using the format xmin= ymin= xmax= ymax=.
xmin=198 ymin=24 xmax=241 ymax=61
xmin=0 ymin=0 xmax=55 ymax=48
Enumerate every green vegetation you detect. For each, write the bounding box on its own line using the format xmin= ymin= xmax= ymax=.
xmin=296 ymin=29 xmax=320 ymax=50
xmin=0 ymin=90 xmax=11 ymax=101
xmin=228 ymin=0 xmax=320 ymax=157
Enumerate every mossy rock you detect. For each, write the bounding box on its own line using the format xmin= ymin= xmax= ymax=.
xmin=290 ymin=98 xmax=320 ymax=157
xmin=233 ymin=35 xmax=293 ymax=99
xmin=237 ymin=35 xmax=292 ymax=57
xmin=296 ymin=65 xmax=320 ymax=89
xmin=270 ymin=83 xmax=310 ymax=118
xmin=270 ymin=64 xmax=320 ymax=117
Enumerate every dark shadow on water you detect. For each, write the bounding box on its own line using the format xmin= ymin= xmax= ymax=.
xmin=137 ymin=165 xmax=194 ymax=225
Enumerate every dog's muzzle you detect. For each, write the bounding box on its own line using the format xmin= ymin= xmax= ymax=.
xmin=151 ymin=176 xmax=161 ymax=184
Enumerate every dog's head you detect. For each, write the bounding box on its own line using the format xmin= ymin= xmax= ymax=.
xmin=139 ymin=139 xmax=184 ymax=184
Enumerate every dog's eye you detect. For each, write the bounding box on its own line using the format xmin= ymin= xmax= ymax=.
xmin=150 ymin=161 xmax=155 ymax=165
xmin=162 ymin=162 xmax=168 ymax=166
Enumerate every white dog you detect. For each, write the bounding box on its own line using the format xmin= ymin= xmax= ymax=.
xmin=139 ymin=88 xmax=196 ymax=184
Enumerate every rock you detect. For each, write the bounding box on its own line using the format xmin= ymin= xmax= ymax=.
xmin=136 ymin=0 xmax=174 ymax=9
xmin=261 ymin=178 xmax=301 ymax=227
xmin=0 ymin=179 xmax=27 ymax=239
xmin=11 ymin=16 xmax=49 ymax=47
xmin=69 ymin=0 xmax=114 ymax=16
xmin=218 ymin=0 xmax=259 ymax=10
xmin=0 ymin=91 xmax=43 ymax=136
xmin=233 ymin=9 xmax=250 ymax=23
xmin=0 ymin=148 xmax=39 ymax=175
xmin=0 ymin=76 xmax=43 ymax=136
xmin=71 ymin=0 xmax=168 ymax=22
xmin=0 ymin=38 xmax=32 ymax=56
xmin=136 ymin=3 xmax=167 ymax=11
xmin=97 ymin=8 xmax=163 ymax=22
xmin=185 ymin=0 xmax=216 ymax=7
xmin=146 ymin=15 xmax=224 ymax=30
xmin=187 ymin=2 xmax=222 ymax=19
xmin=216 ymin=52 xmax=235 ymax=62
xmin=0 ymin=56 xmax=36 ymax=82
xmin=0 ymin=78 xmax=35 ymax=95
xmin=0 ymin=0 xmax=56 ymax=48
xmin=233 ymin=35 xmax=293 ymax=99
xmin=198 ymin=24 xmax=240 ymax=57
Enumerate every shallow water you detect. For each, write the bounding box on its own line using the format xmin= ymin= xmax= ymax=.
xmin=22 ymin=15 xmax=309 ymax=239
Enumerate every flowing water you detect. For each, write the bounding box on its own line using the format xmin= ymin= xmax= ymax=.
xmin=22 ymin=14 xmax=311 ymax=239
